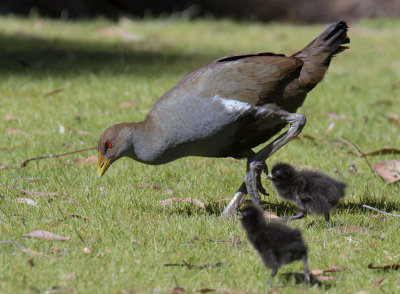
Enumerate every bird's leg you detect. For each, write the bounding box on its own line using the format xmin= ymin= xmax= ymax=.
xmin=268 ymin=267 xmax=278 ymax=285
xmin=303 ymin=254 xmax=310 ymax=285
xmin=280 ymin=211 xmax=307 ymax=222
xmin=246 ymin=110 xmax=306 ymax=205
xmin=222 ymin=151 xmax=269 ymax=217
xmin=221 ymin=183 xmax=247 ymax=217
xmin=324 ymin=212 xmax=331 ymax=226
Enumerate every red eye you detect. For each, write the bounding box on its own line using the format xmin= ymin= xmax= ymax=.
xmin=106 ymin=142 xmax=113 ymax=149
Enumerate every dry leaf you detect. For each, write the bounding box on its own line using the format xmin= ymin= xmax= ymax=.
xmin=325 ymin=121 xmax=335 ymax=136
xmin=327 ymin=265 xmax=346 ymax=272
xmin=387 ymin=113 xmax=399 ymax=125
xmin=15 ymin=187 xmax=60 ymax=197
xmin=311 ymin=269 xmax=324 ymax=276
xmin=263 ymin=209 xmax=280 ymax=219
xmin=368 ymin=261 xmax=400 ymax=270
xmin=44 ymin=88 xmax=65 ymax=97
xmin=326 ymin=112 xmax=348 ymax=120
xmin=24 ymin=230 xmax=70 ymax=241
xmin=74 ymin=155 xmax=97 ymax=165
xmin=16 ymin=198 xmax=38 ymax=207
xmin=62 ymin=210 xmax=88 ymax=221
xmin=339 ymin=254 xmax=348 ymax=260
xmin=372 ymin=277 xmax=385 ymax=287
xmin=315 ymin=275 xmax=338 ymax=281
xmin=311 ymin=265 xmax=346 ymax=277
xmin=26 ymin=257 xmax=35 ymax=267
xmin=119 ymin=101 xmax=137 ymax=109
xmin=171 ymin=287 xmax=185 ymax=294
xmin=4 ymin=115 xmax=20 ymax=121
xmin=137 ymin=183 xmax=162 ymax=189
xmin=372 ymin=160 xmax=400 ymax=183
xmin=6 ymin=128 xmax=25 ymax=135
xmin=21 ymin=248 xmax=44 ymax=256
xmin=197 ymin=288 xmax=248 ymax=294
xmin=44 ymin=286 xmax=74 ymax=294
xmin=163 ymin=188 xmax=174 ymax=195
xmin=163 ymin=261 xmax=222 ymax=269
xmin=50 ymin=245 xmax=61 ymax=254
xmin=83 ymin=247 xmax=92 ymax=254
xmin=157 ymin=197 xmax=205 ymax=209
xmin=211 ymin=198 xmax=232 ymax=203
xmin=57 ymin=122 xmax=65 ymax=134
xmin=0 ymin=164 xmax=9 ymax=170
xmin=131 ymin=237 xmax=142 ymax=244
xmin=78 ymin=130 xmax=90 ymax=135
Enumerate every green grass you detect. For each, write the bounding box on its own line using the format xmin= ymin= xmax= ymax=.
xmin=1 ymin=15 xmax=400 ymax=293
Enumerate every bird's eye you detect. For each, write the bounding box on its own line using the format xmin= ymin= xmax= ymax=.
xmin=106 ymin=142 xmax=113 ymax=149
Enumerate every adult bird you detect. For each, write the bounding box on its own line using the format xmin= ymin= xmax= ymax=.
xmin=97 ymin=21 xmax=350 ymax=217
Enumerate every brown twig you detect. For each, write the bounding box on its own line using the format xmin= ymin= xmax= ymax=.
xmin=56 ymin=205 xmax=85 ymax=244
xmin=362 ymin=204 xmax=400 ymax=218
xmin=0 ymin=240 xmax=45 ymax=256
xmin=0 ymin=241 xmax=26 ymax=250
xmin=13 ymin=186 xmax=60 ymax=197
xmin=341 ymin=137 xmax=374 ymax=173
xmin=163 ymin=261 xmax=222 ymax=269
xmin=19 ymin=146 xmax=97 ymax=168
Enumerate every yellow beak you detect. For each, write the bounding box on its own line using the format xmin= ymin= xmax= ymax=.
xmin=97 ymin=150 xmax=111 ymax=178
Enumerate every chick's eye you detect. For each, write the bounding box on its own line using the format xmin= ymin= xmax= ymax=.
xmin=106 ymin=142 xmax=113 ymax=149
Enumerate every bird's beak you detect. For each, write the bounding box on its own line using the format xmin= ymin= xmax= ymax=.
xmin=266 ymin=174 xmax=274 ymax=181
xmin=97 ymin=150 xmax=111 ymax=178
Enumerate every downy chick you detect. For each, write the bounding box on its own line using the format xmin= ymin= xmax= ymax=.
xmin=241 ymin=205 xmax=310 ymax=285
xmin=267 ymin=163 xmax=346 ymax=223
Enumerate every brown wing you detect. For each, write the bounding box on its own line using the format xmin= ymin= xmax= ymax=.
xmin=178 ymin=52 xmax=303 ymax=106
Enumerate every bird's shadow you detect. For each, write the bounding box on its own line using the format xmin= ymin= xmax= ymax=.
xmin=0 ymin=30 xmax=220 ymax=78
xmin=279 ymin=272 xmax=331 ymax=288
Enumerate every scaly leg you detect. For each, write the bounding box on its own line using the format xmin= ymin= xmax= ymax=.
xmin=268 ymin=267 xmax=278 ymax=285
xmin=222 ymin=183 xmax=247 ymax=217
xmin=324 ymin=211 xmax=331 ymax=226
xmin=246 ymin=111 xmax=306 ymax=206
xmin=280 ymin=211 xmax=307 ymax=222
xmin=303 ymin=254 xmax=310 ymax=285
xmin=222 ymin=153 xmax=268 ymax=217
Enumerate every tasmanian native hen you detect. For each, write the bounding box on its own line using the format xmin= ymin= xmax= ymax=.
xmin=267 ymin=163 xmax=347 ymax=223
xmin=97 ymin=22 xmax=350 ymax=217
xmin=241 ymin=205 xmax=310 ymax=285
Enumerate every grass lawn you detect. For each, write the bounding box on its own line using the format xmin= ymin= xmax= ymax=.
xmin=0 ymin=15 xmax=400 ymax=293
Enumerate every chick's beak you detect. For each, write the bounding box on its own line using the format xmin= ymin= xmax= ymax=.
xmin=97 ymin=150 xmax=111 ymax=178
xmin=266 ymin=174 xmax=274 ymax=181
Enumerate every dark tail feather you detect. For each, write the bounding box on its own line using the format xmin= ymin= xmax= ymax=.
xmin=293 ymin=21 xmax=350 ymax=65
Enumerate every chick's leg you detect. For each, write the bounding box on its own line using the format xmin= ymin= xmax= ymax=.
xmin=303 ymin=254 xmax=310 ymax=285
xmin=268 ymin=267 xmax=278 ymax=285
xmin=280 ymin=211 xmax=307 ymax=222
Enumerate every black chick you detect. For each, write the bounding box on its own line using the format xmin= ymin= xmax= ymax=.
xmin=267 ymin=163 xmax=346 ymax=223
xmin=241 ymin=205 xmax=310 ymax=285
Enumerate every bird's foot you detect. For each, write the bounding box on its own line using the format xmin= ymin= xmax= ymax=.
xmin=280 ymin=211 xmax=307 ymax=222
xmin=248 ymin=161 xmax=269 ymax=200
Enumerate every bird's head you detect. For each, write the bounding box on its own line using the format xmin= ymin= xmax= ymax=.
xmin=240 ymin=205 xmax=264 ymax=229
xmin=97 ymin=123 xmax=134 ymax=177
xmin=267 ymin=163 xmax=295 ymax=182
